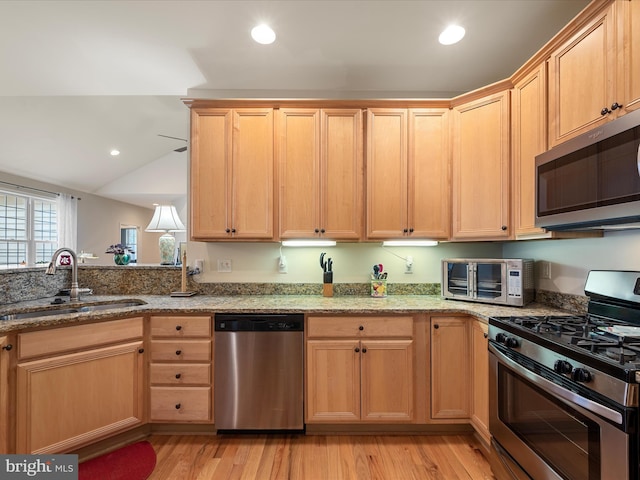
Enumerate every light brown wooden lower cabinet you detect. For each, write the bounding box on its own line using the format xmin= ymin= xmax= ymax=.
xmin=470 ymin=319 xmax=490 ymax=444
xmin=0 ymin=335 xmax=11 ymax=454
xmin=305 ymin=316 xmax=415 ymax=424
xmin=430 ymin=316 xmax=471 ymax=420
xmin=15 ymin=340 xmax=145 ymax=454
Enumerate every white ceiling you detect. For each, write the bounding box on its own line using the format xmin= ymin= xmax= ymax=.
xmin=0 ymin=0 xmax=591 ymax=208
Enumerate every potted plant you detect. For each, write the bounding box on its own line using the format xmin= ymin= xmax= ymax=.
xmin=105 ymin=244 xmax=133 ymax=265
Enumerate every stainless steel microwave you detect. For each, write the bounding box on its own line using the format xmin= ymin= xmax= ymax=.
xmin=441 ymin=258 xmax=534 ymax=307
xmin=535 ymin=107 xmax=640 ymax=231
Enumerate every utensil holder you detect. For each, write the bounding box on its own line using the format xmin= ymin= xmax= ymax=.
xmin=371 ymin=280 xmax=387 ymax=298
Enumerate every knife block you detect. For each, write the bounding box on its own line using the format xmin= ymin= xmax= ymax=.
xmin=323 ymin=283 xmax=333 ymax=297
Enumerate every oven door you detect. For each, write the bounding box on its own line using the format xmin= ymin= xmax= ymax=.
xmin=489 ymin=343 xmax=633 ymax=480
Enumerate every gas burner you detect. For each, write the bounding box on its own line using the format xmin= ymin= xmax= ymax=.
xmin=605 ymin=347 xmax=637 ymax=364
xmin=534 ymin=321 xmax=578 ymax=335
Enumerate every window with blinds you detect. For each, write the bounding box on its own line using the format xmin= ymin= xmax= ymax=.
xmin=0 ymin=191 xmax=57 ymax=267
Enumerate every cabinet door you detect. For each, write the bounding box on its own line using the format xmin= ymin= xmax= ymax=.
xmin=0 ymin=336 xmax=11 ymax=454
xmin=470 ymin=320 xmax=490 ymax=444
xmin=548 ymin=5 xmax=616 ymax=146
xmin=16 ymin=341 xmax=144 ymax=454
xmin=512 ymin=64 xmax=548 ymax=238
xmin=452 ymin=91 xmax=511 ymax=240
xmin=366 ymin=108 xmax=408 ymax=238
xmin=409 ymin=108 xmax=450 ymax=239
xmin=430 ymin=317 xmax=470 ymax=419
xmin=321 ymin=109 xmax=363 ymax=239
xmin=278 ymin=108 xmax=321 ymax=238
xmin=361 ymin=340 xmax=413 ymax=422
xmin=619 ymin=0 xmax=640 ymax=114
xmin=231 ymin=108 xmax=274 ymax=239
xmin=190 ymin=108 xmax=233 ymax=239
xmin=306 ymin=340 xmax=360 ymax=422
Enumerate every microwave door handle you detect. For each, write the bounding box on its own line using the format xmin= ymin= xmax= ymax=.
xmin=637 ymin=143 xmax=640 ymax=177
xmin=489 ymin=344 xmax=623 ymax=425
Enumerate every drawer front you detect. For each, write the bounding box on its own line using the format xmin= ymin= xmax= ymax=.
xmin=150 ymin=387 xmax=211 ymax=422
xmin=150 ymin=340 xmax=211 ymax=362
xmin=18 ymin=317 xmax=144 ymax=360
xmin=150 ymin=363 xmax=211 ymax=385
xmin=307 ymin=316 xmax=413 ymax=338
xmin=150 ymin=316 xmax=211 ymax=338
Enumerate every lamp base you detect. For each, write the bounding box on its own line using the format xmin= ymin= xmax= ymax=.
xmin=158 ymin=233 xmax=176 ymax=265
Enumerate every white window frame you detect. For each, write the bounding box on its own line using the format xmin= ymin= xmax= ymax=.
xmin=0 ymin=189 xmax=58 ymax=268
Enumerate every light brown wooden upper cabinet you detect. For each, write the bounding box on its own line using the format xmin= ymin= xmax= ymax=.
xmin=512 ymin=63 xmax=548 ymax=238
xmin=548 ymin=3 xmax=618 ymax=147
xmin=366 ymin=108 xmax=450 ymax=240
xmin=618 ymin=0 xmax=640 ymax=115
xmin=190 ymin=108 xmax=274 ymax=240
xmin=278 ymin=108 xmax=363 ymax=240
xmin=451 ymin=90 xmax=511 ymax=240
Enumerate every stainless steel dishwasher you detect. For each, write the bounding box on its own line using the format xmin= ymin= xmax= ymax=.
xmin=214 ymin=313 xmax=304 ymax=431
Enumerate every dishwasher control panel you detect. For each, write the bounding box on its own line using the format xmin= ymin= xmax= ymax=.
xmin=215 ymin=313 xmax=304 ymax=332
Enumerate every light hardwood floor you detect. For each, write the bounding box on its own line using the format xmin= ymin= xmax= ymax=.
xmin=147 ymin=434 xmax=496 ymax=480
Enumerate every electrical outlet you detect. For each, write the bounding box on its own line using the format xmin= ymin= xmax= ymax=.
xmin=278 ymin=255 xmax=288 ymax=274
xmin=405 ymin=255 xmax=414 ymax=274
xmin=539 ymin=261 xmax=551 ymax=279
xmin=217 ymin=259 xmax=232 ymax=273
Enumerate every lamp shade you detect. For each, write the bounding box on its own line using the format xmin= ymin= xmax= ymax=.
xmin=145 ymin=205 xmax=186 ymax=232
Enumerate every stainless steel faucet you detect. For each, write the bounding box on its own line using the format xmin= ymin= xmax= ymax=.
xmin=45 ymin=247 xmax=89 ymax=302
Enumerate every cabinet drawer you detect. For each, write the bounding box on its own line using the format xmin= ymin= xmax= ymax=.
xmin=150 ymin=316 xmax=211 ymax=338
xmin=307 ymin=316 xmax=413 ymax=338
xmin=150 ymin=363 xmax=211 ymax=385
xmin=150 ymin=340 xmax=211 ymax=362
xmin=18 ymin=317 xmax=144 ymax=360
xmin=150 ymin=387 xmax=211 ymax=422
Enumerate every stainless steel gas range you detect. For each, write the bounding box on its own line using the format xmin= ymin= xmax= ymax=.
xmin=488 ymin=270 xmax=640 ymax=480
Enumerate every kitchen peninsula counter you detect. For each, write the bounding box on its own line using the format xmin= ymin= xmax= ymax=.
xmin=0 ymin=294 xmax=572 ymax=334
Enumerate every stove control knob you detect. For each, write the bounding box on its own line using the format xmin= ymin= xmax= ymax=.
xmin=572 ymin=368 xmax=592 ymax=383
xmin=505 ymin=337 xmax=519 ymax=348
xmin=495 ymin=333 xmax=507 ymax=344
xmin=554 ymin=360 xmax=573 ymax=374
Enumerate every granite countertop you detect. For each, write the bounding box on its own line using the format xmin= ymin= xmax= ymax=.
xmin=0 ymin=294 xmax=573 ymax=334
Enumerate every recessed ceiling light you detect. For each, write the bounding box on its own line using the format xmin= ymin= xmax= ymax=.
xmin=439 ymin=25 xmax=465 ymax=45
xmin=110 ymin=149 xmax=120 ymax=156
xmin=251 ymin=24 xmax=276 ymax=45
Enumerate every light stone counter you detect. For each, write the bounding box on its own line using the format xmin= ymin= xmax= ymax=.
xmin=0 ymin=294 xmax=573 ymax=334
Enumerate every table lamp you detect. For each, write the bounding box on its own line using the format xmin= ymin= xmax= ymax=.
xmin=145 ymin=205 xmax=186 ymax=265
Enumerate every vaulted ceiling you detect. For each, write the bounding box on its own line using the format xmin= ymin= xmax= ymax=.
xmin=0 ymin=0 xmax=590 ymax=207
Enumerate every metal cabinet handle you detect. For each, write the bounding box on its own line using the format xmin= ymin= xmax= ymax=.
xmin=138 ymin=348 xmax=144 ymax=354
xmin=175 ymin=403 xmax=181 ymax=410
xmin=175 ymin=350 xmax=182 ymax=355
xmin=359 ymin=325 xmax=364 ymax=331
xmin=355 ymin=347 xmax=360 ymax=353
xmin=2 ymin=344 xmax=12 ymax=351
xmin=176 ymin=325 xmax=182 ymax=331
xmin=611 ymin=102 xmax=622 ymax=111
xmin=175 ymin=373 xmax=182 ymax=379
xmin=483 ymin=332 xmax=488 ymax=339
xmin=434 ymin=324 xmax=439 ymax=329
xmin=362 ymin=347 xmax=367 ymax=353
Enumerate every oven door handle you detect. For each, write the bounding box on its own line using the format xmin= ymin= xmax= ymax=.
xmin=489 ymin=344 xmax=623 ymax=425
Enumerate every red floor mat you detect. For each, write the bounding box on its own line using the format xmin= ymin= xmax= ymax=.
xmin=79 ymin=440 xmax=156 ymax=480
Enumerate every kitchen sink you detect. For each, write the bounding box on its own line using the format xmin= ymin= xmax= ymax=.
xmin=0 ymin=299 xmax=146 ymax=321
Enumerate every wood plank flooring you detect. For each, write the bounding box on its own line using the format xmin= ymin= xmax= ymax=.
xmin=147 ymin=434 xmax=496 ymax=480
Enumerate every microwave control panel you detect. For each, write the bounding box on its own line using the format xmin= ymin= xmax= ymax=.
xmin=507 ymin=269 xmax=522 ymax=298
